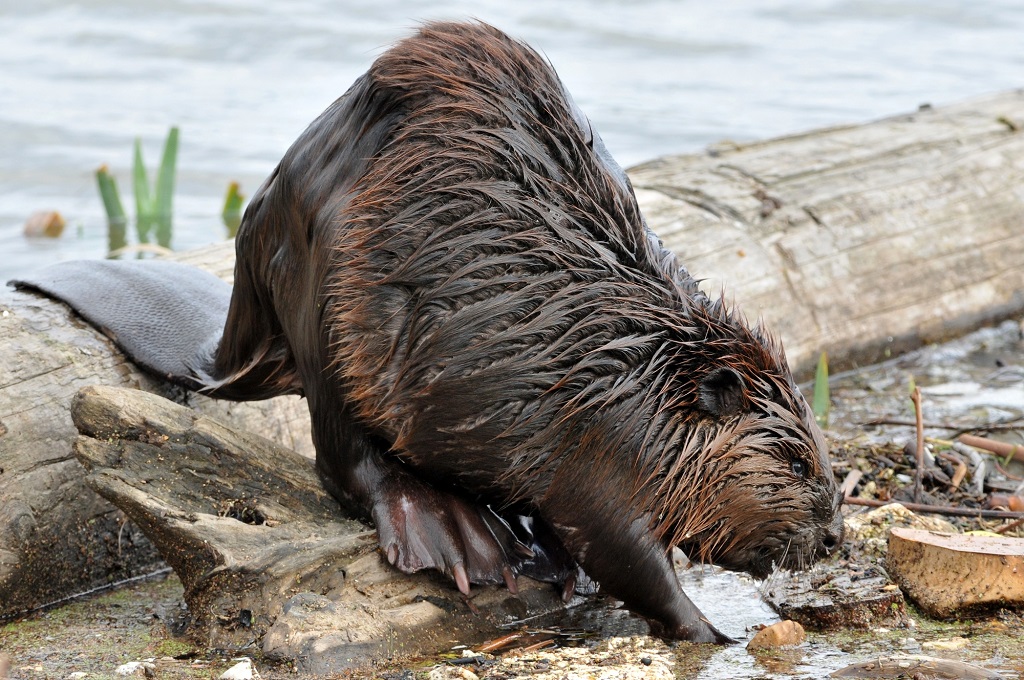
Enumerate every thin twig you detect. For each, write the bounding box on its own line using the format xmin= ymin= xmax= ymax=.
xmin=859 ymin=418 xmax=1024 ymax=438
xmin=860 ymin=418 xmax=959 ymax=430
xmin=995 ymin=517 xmax=1024 ymax=534
xmin=959 ymin=434 xmax=1024 ymax=464
xmin=910 ymin=387 xmax=925 ymax=504
xmin=839 ymin=470 xmax=863 ymax=498
xmin=935 ymin=451 xmax=967 ymax=492
xmin=843 ymin=495 xmax=1024 ymax=520
xmin=994 ymin=460 xmax=1024 ymax=482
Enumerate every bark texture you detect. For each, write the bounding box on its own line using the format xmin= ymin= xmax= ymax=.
xmin=0 ymin=245 xmax=312 ymax=617
xmin=631 ymin=89 xmax=1024 ymax=376
xmin=72 ymin=385 xmax=565 ymax=673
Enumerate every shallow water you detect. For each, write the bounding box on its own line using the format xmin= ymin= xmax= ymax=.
xmin=3 ymin=0 xmax=1024 ymax=279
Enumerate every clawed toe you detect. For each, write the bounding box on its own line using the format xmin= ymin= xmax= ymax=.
xmin=371 ymin=476 xmax=522 ymax=595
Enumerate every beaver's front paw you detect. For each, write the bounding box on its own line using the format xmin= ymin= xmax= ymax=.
xmin=371 ymin=473 xmax=520 ymax=594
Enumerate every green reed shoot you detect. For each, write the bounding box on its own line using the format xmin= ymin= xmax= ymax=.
xmin=133 ymin=126 xmax=179 ymax=248
xmin=222 ymin=181 xmax=245 ymax=238
xmin=95 ymin=164 xmax=128 ymax=255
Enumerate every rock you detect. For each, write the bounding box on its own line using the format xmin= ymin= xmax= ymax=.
xmin=887 ymin=528 xmax=1024 ymax=618
xmin=761 ymin=563 xmax=909 ymax=631
xmin=920 ymin=636 xmax=970 ymax=651
xmin=746 ymin=620 xmax=806 ymax=650
xmin=114 ymin=661 xmax=155 ymax=677
xmin=220 ymin=658 xmax=261 ymax=680
xmin=22 ymin=210 xmax=65 ymax=238
xmin=831 ymin=654 xmax=1006 ymax=679
xmin=0 ymin=653 xmax=9 ymax=679
xmin=482 ymin=636 xmax=676 ymax=680
xmin=845 ymin=503 xmax=957 ymax=558
xmin=428 ymin=667 xmax=478 ymax=680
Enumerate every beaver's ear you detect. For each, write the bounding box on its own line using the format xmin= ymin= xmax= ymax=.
xmin=698 ymin=367 xmax=747 ymax=417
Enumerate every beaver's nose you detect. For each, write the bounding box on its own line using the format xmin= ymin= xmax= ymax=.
xmin=820 ymin=502 xmax=845 ymax=555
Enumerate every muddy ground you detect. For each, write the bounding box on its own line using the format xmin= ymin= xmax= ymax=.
xmin=1 ymin=318 xmax=1023 ymax=679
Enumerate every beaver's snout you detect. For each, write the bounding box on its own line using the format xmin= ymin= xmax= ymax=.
xmin=817 ymin=493 xmax=846 ymax=557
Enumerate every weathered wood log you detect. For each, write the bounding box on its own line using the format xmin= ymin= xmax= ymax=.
xmin=71 ymin=384 xmax=567 ymax=673
xmin=2 ymin=90 xmax=1024 ymax=623
xmin=0 ymin=247 xmax=313 ymax=617
xmin=632 ymin=89 xmax=1024 ymax=377
xmin=831 ymin=655 xmax=1007 ymax=680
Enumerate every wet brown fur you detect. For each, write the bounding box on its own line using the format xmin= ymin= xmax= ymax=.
xmin=210 ymin=21 xmax=841 ymax=641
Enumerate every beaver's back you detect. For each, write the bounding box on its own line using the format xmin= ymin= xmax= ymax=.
xmin=302 ymin=22 xmax=702 ymax=494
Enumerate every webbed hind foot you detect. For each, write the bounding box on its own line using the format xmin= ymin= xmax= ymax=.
xmin=371 ymin=469 xmax=524 ymax=594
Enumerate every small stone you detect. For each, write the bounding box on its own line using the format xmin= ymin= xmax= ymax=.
xmin=114 ymin=661 xmax=155 ymax=677
xmin=746 ymin=620 xmax=806 ymax=650
xmin=23 ymin=210 xmax=65 ymax=238
xmin=921 ymin=636 xmax=970 ymax=651
xmin=66 ymin=673 xmax=89 ymax=680
xmin=220 ymin=658 xmax=261 ymax=680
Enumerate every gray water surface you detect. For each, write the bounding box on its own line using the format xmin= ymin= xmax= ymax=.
xmin=3 ymin=0 xmax=1023 ymax=279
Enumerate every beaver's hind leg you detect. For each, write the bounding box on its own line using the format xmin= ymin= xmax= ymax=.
xmin=306 ymin=395 xmax=583 ymax=595
xmin=307 ymin=398 xmax=533 ymax=593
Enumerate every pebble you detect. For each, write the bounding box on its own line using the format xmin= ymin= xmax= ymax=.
xmin=220 ymin=657 xmax=261 ymax=680
xmin=746 ymin=620 xmax=806 ymax=650
xmin=22 ymin=210 xmax=65 ymax=238
xmin=921 ymin=636 xmax=970 ymax=651
xmin=66 ymin=674 xmax=89 ymax=680
xmin=428 ymin=667 xmax=478 ymax=680
xmin=114 ymin=661 xmax=155 ymax=677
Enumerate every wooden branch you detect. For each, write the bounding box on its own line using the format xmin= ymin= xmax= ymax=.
xmin=959 ymin=433 xmax=1024 ymax=464
xmin=70 ymin=385 xmax=568 ymax=673
xmin=843 ymin=496 xmax=1024 ymax=520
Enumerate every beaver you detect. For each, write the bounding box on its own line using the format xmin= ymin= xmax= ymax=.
xmin=11 ymin=21 xmax=843 ymax=643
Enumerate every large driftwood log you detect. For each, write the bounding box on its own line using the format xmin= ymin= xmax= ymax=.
xmin=0 ymin=247 xmax=313 ymax=617
xmin=633 ymin=89 xmax=1024 ymax=376
xmin=71 ymin=385 xmax=567 ymax=673
xmin=1 ymin=91 xmax=1023 ymax=628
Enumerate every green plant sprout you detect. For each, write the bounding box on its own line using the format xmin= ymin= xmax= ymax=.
xmin=133 ymin=126 xmax=179 ymax=248
xmin=95 ymin=126 xmax=179 ymax=256
xmin=222 ymin=181 xmax=245 ymax=238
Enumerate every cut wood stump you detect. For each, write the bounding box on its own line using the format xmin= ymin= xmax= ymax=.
xmin=70 ymin=384 xmax=568 ymax=673
xmin=887 ymin=528 xmax=1024 ymax=618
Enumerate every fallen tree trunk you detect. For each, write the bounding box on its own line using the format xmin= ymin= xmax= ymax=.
xmin=71 ymin=385 xmax=566 ymax=674
xmin=632 ymin=89 xmax=1024 ymax=377
xmin=1 ymin=90 xmax=1023 ymax=640
xmin=0 ymin=247 xmax=313 ymax=617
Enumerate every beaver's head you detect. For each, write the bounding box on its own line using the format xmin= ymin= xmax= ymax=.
xmin=648 ymin=305 xmax=844 ymax=580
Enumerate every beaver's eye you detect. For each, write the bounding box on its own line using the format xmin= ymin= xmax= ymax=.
xmin=790 ymin=460 xmax=806 ymax=477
